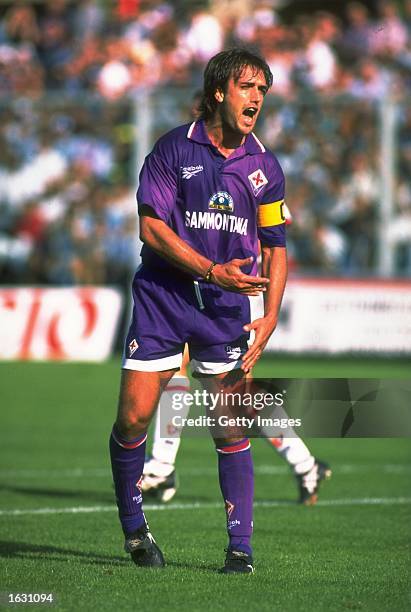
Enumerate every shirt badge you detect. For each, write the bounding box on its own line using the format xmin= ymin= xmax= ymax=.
xmin=208 ymin=191 xmax=234 ymax=212
xmin=248 ymin=169 xmax=268 ymax=197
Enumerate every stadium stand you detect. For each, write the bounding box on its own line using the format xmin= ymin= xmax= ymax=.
xmin=0 ymin=0 xmax=410 ymax=289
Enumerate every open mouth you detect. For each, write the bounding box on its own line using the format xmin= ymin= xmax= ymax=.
xmin=243 ymin=107 xmax=258 ymax=119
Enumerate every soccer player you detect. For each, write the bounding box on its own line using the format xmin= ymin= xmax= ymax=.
xmin=110 ymin=48 xmax=287 ymax=574
xmin=143 ymin=356 xmax=331 ymax=506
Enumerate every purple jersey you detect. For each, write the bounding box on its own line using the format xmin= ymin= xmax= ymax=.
xmin=137 ymin=120 xmax=286 ymax=275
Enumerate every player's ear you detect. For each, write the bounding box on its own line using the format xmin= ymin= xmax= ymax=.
xmin=214 ymin=88 xmax=224 ymax=103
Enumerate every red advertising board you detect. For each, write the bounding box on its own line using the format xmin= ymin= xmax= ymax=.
xmin=0 ymin=287 xmax=123 ymax=361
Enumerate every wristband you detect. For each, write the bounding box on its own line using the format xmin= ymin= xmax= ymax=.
xmin=204 ymin=261 xmax=217 ymax=282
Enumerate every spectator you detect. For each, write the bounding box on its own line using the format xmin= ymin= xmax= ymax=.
xmin=64 ymin=35 xmax=105 ymax=92
xmin=37 ymin=10 xmax=74 ymax=89
xmin=0 ymin=3 xmax=39 ymax=46
xmin=338 ymin=2 xmax=373 ymax=61
xmin=349 ymin=58 xmax=388 ymax=100
xmin=371 ymin=0 xmax=408 ymax=58
xmin=72 ymin=0 xmax=105 ymax=42
xmin=405 ymin=0 xmax=411 ymax=37
xmin=184 ymin=5 xmax=224 ymax=63
xmin=296 ymin=16 xmax=337 ymax=92
xmin=97 ymin=37 xmax=132 ymax=99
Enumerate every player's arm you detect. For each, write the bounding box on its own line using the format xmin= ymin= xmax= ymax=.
xmin=262 ymin=245 xmax=287 ymax=324
xmin=140 ymin=206 xmax=269 ymax=296
xmin=241 ymin=160 xmax=287 ymax=372
xmin=241 ymin=245 xmax=287 ymax=372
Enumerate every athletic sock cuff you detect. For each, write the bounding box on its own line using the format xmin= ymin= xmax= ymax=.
xmin=216 ymin=438 xmax=250 ymax=454
xmin=170 ymin=372 xmax=189 ymax=381
xmin=111 ymin=425 xmax=147 ymax=450
xmin=166 ymin=379 xmax=190 ymax=392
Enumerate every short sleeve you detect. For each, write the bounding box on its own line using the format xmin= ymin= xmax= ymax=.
xmin=137 ymin=152 xmax=177 ymax=222
xmin=257 ymin=173 xmax=286 ymax=247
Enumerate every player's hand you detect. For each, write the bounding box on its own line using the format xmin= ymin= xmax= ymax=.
xmin=211 ymin=257 xmax=269 ymax=296
xmin=241 ymin=316 xmax=277 ymax=372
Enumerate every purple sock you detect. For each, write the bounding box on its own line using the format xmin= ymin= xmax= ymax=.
xmin=109 ymin=424 xmax=147 ymax=536
xmin=217 ymin=438 xmax=254 ymax=556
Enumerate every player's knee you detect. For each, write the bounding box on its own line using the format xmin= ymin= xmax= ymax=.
xmin=116 ymin=406 xmax=151 ymax=437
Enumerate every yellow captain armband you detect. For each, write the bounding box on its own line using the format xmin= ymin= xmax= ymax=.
xmin=257 ymin=199 xmax=286 ymax=227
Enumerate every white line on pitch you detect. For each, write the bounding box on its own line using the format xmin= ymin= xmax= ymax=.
xmin=0 ymin=464 xmax=410 ymax=479
xmin=1 ymin=497 xmax=411 ymax=517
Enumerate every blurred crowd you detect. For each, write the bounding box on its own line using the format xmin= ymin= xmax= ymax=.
xmin=0 ymin=97 xmax=140 ymax=288
xmin=0 ymin=0 xmax=410 ymax=286
xmin=0 ymin=0 xmax=410 ymax=98
xmin=262 ymin=98 xmax=411 ymax=273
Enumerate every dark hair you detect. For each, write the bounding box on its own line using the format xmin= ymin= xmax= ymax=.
xmin=199 ymin=48 xmax=273 ymax=120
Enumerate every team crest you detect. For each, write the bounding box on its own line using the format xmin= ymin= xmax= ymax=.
xmin=129 ymin=338 xmax=139 ymax=356
xmin=248 ymin=169 xmax=268 ymax=196
xmin=225 ymin=500 xmax=235 ymax=518
xmin=208 ymin=191 xmax=234 ymax=212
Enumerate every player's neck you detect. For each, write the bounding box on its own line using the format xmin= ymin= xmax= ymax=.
xmin=205 ymin=118 xmax=245 ymax=158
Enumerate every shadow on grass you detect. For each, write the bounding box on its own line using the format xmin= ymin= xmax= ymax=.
xmin=0 ymin=540 xmax=128 ymax=566
xmin=0 ymin=540 xmax=220 ymax=572
xmin=163 ymin=560 xmax=218 ymax=572
xmin=0 ymin=483 xmax=113 ymax=504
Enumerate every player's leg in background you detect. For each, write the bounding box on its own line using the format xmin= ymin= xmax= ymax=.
xmin=142 ymin=347 xmax=191 ymax=502
xmin=265 ymin=436 xmax=332 ymax=505
xmin=247 ymin=373 xmax=332 ymax=505
xmin=109 ymin=368 xmax=176 ymax=567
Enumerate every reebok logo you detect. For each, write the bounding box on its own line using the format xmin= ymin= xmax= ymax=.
xmin=225 ymin=345 xmax=243 ymax=360
xmin=181 ymin=165 xmax=204 ymax=179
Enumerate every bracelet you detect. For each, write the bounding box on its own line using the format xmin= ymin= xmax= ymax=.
xmin=204 ymin=261 xmax=217 ymax=282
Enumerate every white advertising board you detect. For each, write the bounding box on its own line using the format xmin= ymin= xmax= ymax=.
xmin=266 ymin=279 xmax=411 ymax=354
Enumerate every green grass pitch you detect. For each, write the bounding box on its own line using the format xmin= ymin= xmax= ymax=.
xmin=0 ymin=356 xmax=410 ymax=611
